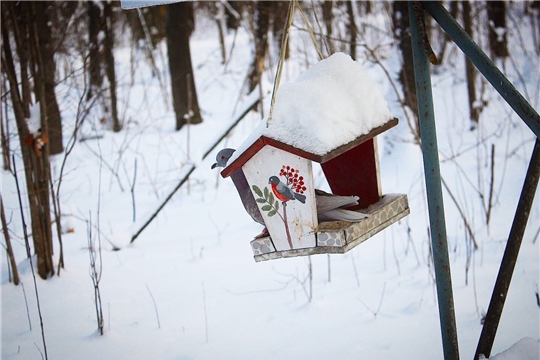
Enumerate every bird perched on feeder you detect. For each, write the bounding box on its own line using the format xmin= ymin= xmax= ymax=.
xmin=212 ymin=148 xmax=368 ymax=225
xmin=212 ymin=148 xmax=265 ymax=226
xmin=268 ymin=176 xmax=306 ymax=204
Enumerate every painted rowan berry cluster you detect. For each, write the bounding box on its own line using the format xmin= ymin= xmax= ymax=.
xmin=280 ymin=165 xmax=306 ymax=194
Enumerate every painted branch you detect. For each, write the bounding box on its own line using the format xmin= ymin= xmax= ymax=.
xmin=282 ymin=202 xmax=293 ymax=249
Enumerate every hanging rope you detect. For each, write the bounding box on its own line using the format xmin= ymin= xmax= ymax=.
xmin=266 ymin=0 xmax=324 ymax=127
xmin=296 ymin=0 xmax=324 ymax=61
xmin=266 ymin=0 xmax=295 ymax=127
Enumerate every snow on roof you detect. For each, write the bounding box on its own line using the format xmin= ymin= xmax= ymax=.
xmin=232 ymin=52 xmax=394 ymax=161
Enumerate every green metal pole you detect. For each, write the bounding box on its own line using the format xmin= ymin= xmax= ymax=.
xmin=409 ymin=2 xmax=460 ymax=359
xmin=423 ymin=1 xmax=540 ymax=138
xmin=474 ymin=139 xmax=540 ymax=359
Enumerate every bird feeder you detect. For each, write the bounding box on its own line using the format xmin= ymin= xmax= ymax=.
xmin=220 ymin=53 xmax=410 ymax=261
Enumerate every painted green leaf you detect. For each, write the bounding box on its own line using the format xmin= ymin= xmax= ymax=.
xmin=267 ymin=210 xmax=277 ymax=217
xmin=274 ymin=201 xmax=279 ymax=210
xmin=268 ymin=192 xmax=275 ymax=205
xmin=256 ymin=198 xmax=266 ymax=203
xmin=263 ymin=186 xmax=269 ymax=199
xmin=261 ymin=205 xmax=272 ymax=211
xmin=252 ymin=185 xmax=263 ymax=197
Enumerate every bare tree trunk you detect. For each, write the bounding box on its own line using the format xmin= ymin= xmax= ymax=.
xmin=103 ymin=1 xmax=121 ymax=132
xmin=322 ymin=1 xmax=334 ymax=54
xmin=1 ymin=81 xmax=11 ymax=171
xmin=392 ymin=1 xmax=418 ymax=120
xmin=225 ymin=1 xmax=242 ymax=31
xmin=346 ymin=1 xmax=358 ymax=60
xmin=88 ymin=1 xmax=121 ymax=132
xmin=487 ymin=1 xmax=509 ymax=58
xmin=272 ymin=1 xmax=290 ymax=60
xmin=35 ymin=1 xmax=63 ymax=154
xmin=28 ymin=2 xmax=55 ymax=278
xmin=363 ymin=0 xmax=372 ymax=15
xmin=166 ymin=2 xmax=202 ymax=130
xmin=529 ymin=1 xmax=540 ymax=55
xmin=462 ymin=1 xmax=480 ymax=124
xmin=2 ymin=2 xmax=55 ymax=279
xmin=248 ymin=1 xmax=272 ymax=92
xmin=11 ymin=4 xmax=31 ymax=115
xmin=437 ymin=0 xmax=459 ymax=63
xmin=88 ymin=1 xmax=103 ymax=100
xmin=214 ymin=2 xmax=227 ymax=64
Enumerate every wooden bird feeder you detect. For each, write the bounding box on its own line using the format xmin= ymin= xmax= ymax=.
xmin=220 ymin=117 xmax=410 ymax=262
xmin=220 ymin=52 xmax=410 ymax=261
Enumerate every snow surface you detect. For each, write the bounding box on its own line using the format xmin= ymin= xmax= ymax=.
xmin=484 ymin=338 xmax=540 ymax=360
xmin=2 ymin=4 xmax=539 ymax=360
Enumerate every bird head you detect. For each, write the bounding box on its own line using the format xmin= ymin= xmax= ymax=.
xmin=268 ymin=176 xmax=280 ymax=185
xmin=211 ymin=148 xmax=236 ymax=169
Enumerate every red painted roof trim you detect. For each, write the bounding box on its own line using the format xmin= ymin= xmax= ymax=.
xmin=221 ymin=117 xmax=398 ymax=178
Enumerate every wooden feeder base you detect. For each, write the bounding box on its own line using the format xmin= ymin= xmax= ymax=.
xmin=250 ymin=194 xmax=410 ymax=262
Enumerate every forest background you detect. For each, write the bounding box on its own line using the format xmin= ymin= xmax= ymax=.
xmin=1 ymin=1 xmax=539 ymax=359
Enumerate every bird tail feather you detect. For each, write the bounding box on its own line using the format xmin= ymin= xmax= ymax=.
xmin=294 ymin=193 xmax=307 ymax=204
xmin=315 ymin=194 xmax=359 ymax=213
xmin=318 ymin=208 xmax=369 ymax=222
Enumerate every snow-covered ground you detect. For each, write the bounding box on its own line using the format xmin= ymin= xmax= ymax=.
xmin=2 ymin=5 xmax=539 ymax=360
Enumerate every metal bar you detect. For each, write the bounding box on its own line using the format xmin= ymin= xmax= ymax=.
xmin=474 ymin=139 xmax=540 ymax=359
xmin=423 ymin=1 xmax=540 ymax=139
xmin=408 ymin=3 xmax=460 ymax=359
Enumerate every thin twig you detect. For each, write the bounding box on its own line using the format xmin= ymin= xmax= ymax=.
xmin=392 ymin=233 xmax=401 ymax=275
xmin=13 ymin=156 xmax=48 ymax=359
xmin=351 ymin=252 xmax=360 ymax=288
xmin=1 ymin=193 xmax=19 ymax=284
xmin=146 ymin=284 xmax=161 ymax=329
xmin=49 ymin=173 xmax=63 ymax=274
xmin=308 ymin=255 xmax=313 ymax=302
xmin=87 ymin=213 xmax=104 ymax=335
xmin=486 ymin=144 xmax=495 ymax=227
xmin=202 ymin=282 xmax=209 ymax=344
xmin=52 ymin=58 xmax=95 ymax=273
xmin=364 ymin=45 xmax=419 ymax=144
xmin=21 ymin=282 xmax=32 ymax=331
xmin=33 ymin=342 xmax=44 ymax=360
xmin=441 ymin=176 xmax=479 ymax=250
xmin=327 ymin=254 xmax=331 ymax=283
xmin=131 ymin=159 xmax=137 ymax=222
xmin=358 ymin=282 xmax=387 ymax=318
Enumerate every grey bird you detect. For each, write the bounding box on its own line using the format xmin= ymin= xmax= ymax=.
xmin=212 ymin=148 xmax=368 ymax=225
xmin=212 ymin=148 xmax=266 ymax=225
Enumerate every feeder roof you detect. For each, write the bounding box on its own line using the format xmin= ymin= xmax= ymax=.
xmin=223 ymin=52 xmax=396 ymax=177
